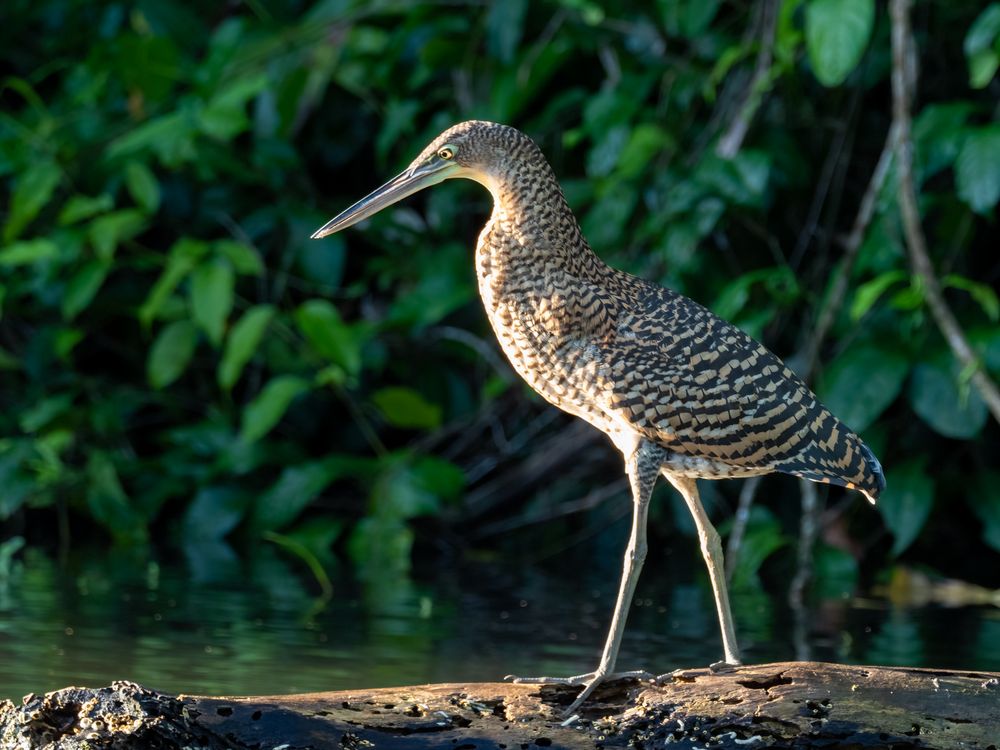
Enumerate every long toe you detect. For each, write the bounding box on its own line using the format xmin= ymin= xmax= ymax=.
xmin=506 ymin=669 xmax=651 ymax=686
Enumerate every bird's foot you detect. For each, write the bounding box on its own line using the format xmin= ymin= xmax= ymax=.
xmin=656 ymin=659 xmax=741 ymax=683
xmin=505 ymin=669 xmax=652 ymax=718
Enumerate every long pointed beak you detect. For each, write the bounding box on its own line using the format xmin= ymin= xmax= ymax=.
xmin=311 ymin=160 xmax=459 ymax=239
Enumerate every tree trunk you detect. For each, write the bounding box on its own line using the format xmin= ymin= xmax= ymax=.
xmin=2 ymin=661 xmax=998 ymax=749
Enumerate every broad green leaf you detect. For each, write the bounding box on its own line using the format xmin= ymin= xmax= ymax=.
xmin=139 ymin=238 xmax=209 ymax=328
xmin=183 ymin=485 xmax=251 ymax=540
xmin=218 ymin=304 xmax=275 ymax=391
xmin=956 ymin=125 xmax=1000 ymax=214
xmin=251 ymin=458 xmax=349 ymax=531
xmin=189 ymin=257 xmax=234 ymax=347
xmin=485 ymin=0 xmax=526 ymax=63
xmin=913 ymin=103 xmax=972 ymax=181
xmin=240 ymin=375 xmax=310 ymax=442
xmin=805 ymin=0 xmax=875 ymax=86
xmin=0 ymin=239 xmax=59 ymax=267
xmin=198 ymin=72 xmax=268 ymax=140
xmin=851 ymin=271 xmax=908 ymax=321
xmin=106 ymin=108 xmax=196 ymax=166
xmin=19 ymin=393 xmax=74 ymax=432
xmin=878 ymin=460 xmax=933 ymax=556
xmin=372 ymin=387 xmax=442 ymax=429
xmin=4 ymin=160 xmax=60 ymax=242
xmin=58 ymin=193 xmax=114 ymax=225
xmin=965 ymin=3 xmax=1000 ymax=88
xmin=726 ymin=506 xmax=789 ymax=590
xmin=125 ymin=161 xmax=161 ymax=213
xmin=294 ymin=299 xmax=362 ymax=376
xmin=88 ymin=209 xmax=146 ymax=261
xmin=62 ymin=260 xmax=111 ymax=319
xmin=215 ymin=239 xmax=263 ymax=276
xmin=908 ymin=359 xmax=987 ymax=439
xmin=86 ymin=451 xmax=146 ymax=543
xmin=817 ymin=344 xmax=909 ymax=432
xmin=147 ymin=320 xmax=199 ymax=388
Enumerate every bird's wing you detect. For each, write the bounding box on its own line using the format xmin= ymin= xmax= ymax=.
xmin=598 ymin=281 xmax=882 ymax=496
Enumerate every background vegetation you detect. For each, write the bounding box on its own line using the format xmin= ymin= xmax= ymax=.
xmin=1 ymin=0 xmax=998 ymax=609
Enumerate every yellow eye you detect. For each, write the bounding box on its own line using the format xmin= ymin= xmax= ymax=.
xmin=437 ymin=146 xmax=455 ymax=160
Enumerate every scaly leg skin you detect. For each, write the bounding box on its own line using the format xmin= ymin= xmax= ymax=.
xmin=663 ymin=474 xmax=742 ymax=667
xmin=507 ymin=442 xmax=663 ymax=716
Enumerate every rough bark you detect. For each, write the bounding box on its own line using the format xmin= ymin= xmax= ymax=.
xmin=2 ymin=662 xmax=998 ymax=749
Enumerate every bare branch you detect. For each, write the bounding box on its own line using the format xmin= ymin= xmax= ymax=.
xmin=889 ymin=0 xmax=1000 ymax=425
xmin=716 ymin=0 xmax=779 ymax=158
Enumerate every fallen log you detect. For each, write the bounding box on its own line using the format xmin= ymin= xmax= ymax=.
xmin=2 ymin=661 xmax=998 ymax=749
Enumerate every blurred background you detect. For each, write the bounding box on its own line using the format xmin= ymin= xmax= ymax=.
xmin=1 ymin=0 xmax=998 ymax=701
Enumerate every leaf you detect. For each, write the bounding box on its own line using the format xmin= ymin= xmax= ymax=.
xmin=294 ymin=299 xmax=362 ymax=376
xmin=878 ymin=459 xmax=933 ymax=556
xmin=943 ymin=274 xmax=999 ymax=322
xmin=88 ymin=209 xmax=147 ymax=261
xmin=240 ymin=375 xmax=311 ymax=442
xmin=86 ymin=451 xmax=147 ymax=544
xmin=106 ymin=108 xmax=196 ymax=166
xmin=913 ymin=103 xmax=972 ymax=180
xmin=372 ymin=387 xmax=442 ymax=429
xmin=215 ymin=239 xmax=263 ymax=276
xmin=139 ymin=238 xmax=209 ymax=328
xmin=251 ymin=458 xmax=349 ymax=531
xmin=198 ymin=72 xmax=269 ymax=140
xmin=956 ymin=125 xmax=1000 ymax=215
xmin=485 ymin=0 xmax=527 ymax=63
xmin=726 ymin=506 xmax=789 ymax=590
xmin=189 ymin=257 xmax=234 ymax=347
xmin=125 ymin=161 xmax=161 ymax=213
xmin=182 ymin=485 xmax=251 ymax=540
xmin=147 ymin=320 xmax=199 ymax=389
xmin=58 ymin=193 xmax=114 ymax=225
xmin=965 ymin=3 xmax=1000 ymax=88
xmin=817 ymin=344 xmax=909 ymax=432
xmin=851 ymin=271 xmax=908 ymax=321
xmin=4 ymin=160 xmax=61 ymax=242
xmin=218 ymin=304 xmax=275 ymax=391
xmin=0 ymin=239 xmax=59 ymax=267
xmin=908 ymin=359 xmax=987 ymax=439
xmin=805 ymin=0 xmax=875 ymax=86
xmin=62 ymin=260 xmax=111 ymax=319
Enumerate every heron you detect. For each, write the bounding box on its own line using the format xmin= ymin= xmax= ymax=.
xmin=311 ymin=120 xmax=884 ymax=715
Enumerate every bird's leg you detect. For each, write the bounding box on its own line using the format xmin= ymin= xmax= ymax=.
xmin=663 ymin=474 xmax=741 ymax=666
xmin=509 ymin=442 xmax=661 ymax=715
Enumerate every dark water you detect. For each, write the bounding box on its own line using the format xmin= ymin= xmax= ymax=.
xmin=1 ymin=537 xmax=998 ymax=702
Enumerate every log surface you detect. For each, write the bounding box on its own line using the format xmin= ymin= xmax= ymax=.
xmin=2 ymin=661 xmax=998 ymax=749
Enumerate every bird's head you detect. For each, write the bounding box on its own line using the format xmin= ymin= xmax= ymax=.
xmin=311 ymin=120 xmax=526 ymax=239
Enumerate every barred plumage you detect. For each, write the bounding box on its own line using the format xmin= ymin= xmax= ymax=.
xmin=313 ymin=120 xmax=885 ymax=714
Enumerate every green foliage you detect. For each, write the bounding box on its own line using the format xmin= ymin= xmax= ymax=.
xmin=0 ymin=0 xmax=995 ymax=591
xmin=877 ymin=460 xmax=934 ymax=557
xmin=805 ymin=0 xmax=875 ymax=86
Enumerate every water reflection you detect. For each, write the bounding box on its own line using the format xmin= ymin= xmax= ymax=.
xmin=0 ymin=543 xmax=997 ymax=702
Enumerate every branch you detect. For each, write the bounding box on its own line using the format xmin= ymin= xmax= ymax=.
xmin=889 ymin=0 xmax=1000 ymax=424
xmin=716 ymin=0 xmax=779 ymax=158
xmin=799 ymin=122 xmax=898 ymax=378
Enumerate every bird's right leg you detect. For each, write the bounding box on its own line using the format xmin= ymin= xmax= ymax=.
xmin=508 ymin=441 xmax=662 ymax=715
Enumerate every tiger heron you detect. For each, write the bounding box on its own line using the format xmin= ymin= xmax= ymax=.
xmin=312 ymin=121 xmax=884 ymax=714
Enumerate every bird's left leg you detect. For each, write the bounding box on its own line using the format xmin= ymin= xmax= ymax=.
xmin=509 ymin=441 xmax=663 ymax=715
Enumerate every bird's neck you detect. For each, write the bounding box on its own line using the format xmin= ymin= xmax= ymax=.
xmin=474 ymin=161 xmax=605 ymax=286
